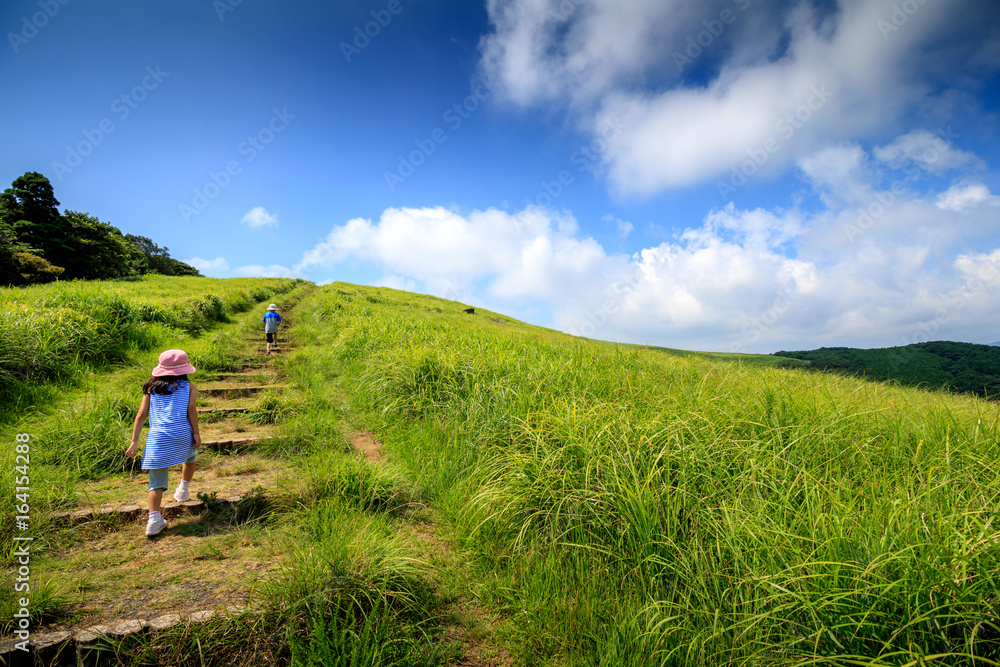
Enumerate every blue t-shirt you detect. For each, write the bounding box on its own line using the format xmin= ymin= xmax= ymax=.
xmin=263 ymin=311 xmax=282 ymax=333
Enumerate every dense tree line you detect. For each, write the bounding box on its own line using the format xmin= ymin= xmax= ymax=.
xmin=0 ymin=171 xmax=199 ymax=285
xmin=774 ymin=341 xmax=1000 ymax=399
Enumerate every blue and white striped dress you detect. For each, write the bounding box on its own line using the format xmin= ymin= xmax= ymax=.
xmin=141 ymin=381 xmax=194 ymax=470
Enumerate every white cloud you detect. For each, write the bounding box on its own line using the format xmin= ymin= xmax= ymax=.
xmin=603 ymin=214 xmax=634 ymax=238
xmin=183 ymin=256 xmax=229 ymax=274
xmin=234 ymin=264 xmax=296 ymax=278
xmin=376 ymin=274 xmax=419 ymax=292
xmin=797 ymin=144 xmax=871 ymax=204
xmin=955 ymin=249 xmax=1000 ymax=288
xmin=241 ymin=206 xmax=278 ymax=229
xmin=874 ymin=130 xmax=983 ymax=173
xmin=936 ymin=183 xmax=1000 ymax=211
xmin=291 ymin=134 xmax=998 ymax=352
xmin=481 ymin=0 xmax=996 ymax=196
xmin=295 ymin=205 xmax=615 ymax=303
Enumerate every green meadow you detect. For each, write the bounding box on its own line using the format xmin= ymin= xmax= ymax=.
xmin=0 ymin=275 xmax=301 ymax=422
xmin=2 ymin=277 xmax=999 ymax=665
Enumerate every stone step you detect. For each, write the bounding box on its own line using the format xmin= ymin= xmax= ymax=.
xmin=199 ymin=385 xmax=285 ymax=398
xmin=201 ymin=436 xmax=262 ymax=453
xmin=201 ymin=371 xmax=273 ymax=382
xmin=0 ymin=606 xmax=247 ymax=666
xmin=52 ymin=492 xmax=265 ymax=526
xmin=197 ymin=406 xmax=250 ymax=415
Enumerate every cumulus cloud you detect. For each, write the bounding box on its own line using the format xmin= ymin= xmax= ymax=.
xmin=241 ymin=206 xmax=278 ymax=229
xmin=293 ymin=134 xmax=999 ymax=352
xmin=797 ymin=143 xmax=872 ymax=205
xmin=376 ymin=275 xmax=419 ymax=292
xmin=874 ymin=129 xmax=983 ymax=173
xmin=295 ymin=206 xmax=617 ymax=304
xmin=480 ymin=0 xmax=997 ymax=196
xmin=603 ymin=214 xmax=634 ymax=238
xmin=234 ymin=264 xmax=296 ymax=278
xmin=936 ymin=183 xmax=1000 ymax=211
xmin=184 ymin=256 xmax=229 ymax=274
xmin=955 ymin=249 xmax=1000 ymax=287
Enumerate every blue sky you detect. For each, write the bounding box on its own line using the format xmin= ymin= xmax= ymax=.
xmin=3 ymin=0 xmax=999 ymax=353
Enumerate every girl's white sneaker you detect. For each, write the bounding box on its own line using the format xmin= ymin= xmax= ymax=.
xmin=145 ymin=515 xmax=167 ymax=536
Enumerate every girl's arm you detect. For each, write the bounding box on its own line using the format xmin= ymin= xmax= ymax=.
xmin=126 ymin=394 xmax=150 ymax=458
xmin=187 ymin=382 xmax=202 ymax=448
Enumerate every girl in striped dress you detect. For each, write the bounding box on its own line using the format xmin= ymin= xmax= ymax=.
xmin=126 ymin=349 xmax=202 ymax=536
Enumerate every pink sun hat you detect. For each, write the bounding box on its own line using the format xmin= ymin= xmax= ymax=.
xmin=151 ymin=349 xmax=196 ymax=377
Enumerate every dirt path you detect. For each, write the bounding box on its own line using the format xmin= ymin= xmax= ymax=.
xmin=347 ymin=429 xmax=513 ymax=667
xmin=17 ymin=289 xmax=313 ymax=647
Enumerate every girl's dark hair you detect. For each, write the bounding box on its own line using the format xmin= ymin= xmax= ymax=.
xmin=143 ymin=375 xmax=188 ymax=395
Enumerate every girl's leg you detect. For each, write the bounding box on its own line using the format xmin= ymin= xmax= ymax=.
xmin=148 ymin=488 xmax=164 ymax=513
xmin=148 ymin=467 xmax=169 ymax=512
xmin=174 ymin=449 xmax=198 ymax=502
xmin=146 ymin=468 xmax=169 ymax=535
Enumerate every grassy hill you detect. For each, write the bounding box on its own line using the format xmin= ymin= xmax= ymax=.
xmin=0 ymin=274 xmax=301 ymax=422
xmin=3 ymin=279 xmax=999 ymax=665
xmin=628 ymin=343 xmax=807 ymax=368
xmin=295 ymin=284 xmax=1000 ymax=665
xmin=774 ymin=341 xmax=1000 ymax=399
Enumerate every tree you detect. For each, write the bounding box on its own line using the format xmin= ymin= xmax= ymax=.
xmin=59 ymin=211 xmax=146 ymax=280
xmin=124 ymin=234 xmax=201 ymax=276
xmin=124 ymin=234 xmax=172 ymax=274
xmin=0 ymin=172 xmax=199 ymax=283
xmin=0 ymin=220 xmax=28 ymax=285
xmin=0 ymin=220 xmax=61 ymax=285
xmin=164 ymin=257 xmax=201 ymax=276
xmin=0 ymin=172 xmax=71 ymax=270
xmin=12 ymin=252 xmax=64 ymax=283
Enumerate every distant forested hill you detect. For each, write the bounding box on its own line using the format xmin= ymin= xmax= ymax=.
xmin=773 ymin=341 xmax=1000 ymax=399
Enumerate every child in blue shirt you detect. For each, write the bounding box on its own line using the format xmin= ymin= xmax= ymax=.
xmin=263 ymin=303 xmax=282 ymax=355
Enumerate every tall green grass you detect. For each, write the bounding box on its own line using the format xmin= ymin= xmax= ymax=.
xmin=266 ymin=446 xmax=443 ymax=667
xmin=293 ymin=283 xmax=1000 ymax=666
xmin=2 ymin=279 xmax=454 ymax=665
xmin=0 ymin=275 xmax=300 ymax=420
xmin=0 ymin=277 xmax=305 ymax=559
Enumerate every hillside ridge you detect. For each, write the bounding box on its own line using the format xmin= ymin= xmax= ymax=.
xmin=773 ymin=340 xmax=1000 ymax=398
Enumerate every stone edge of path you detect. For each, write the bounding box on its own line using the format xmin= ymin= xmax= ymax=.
xmin=51 ymin=487 xmax=280 ymax=526
xmin=0 ymin=606 xmax=247 ymax=666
